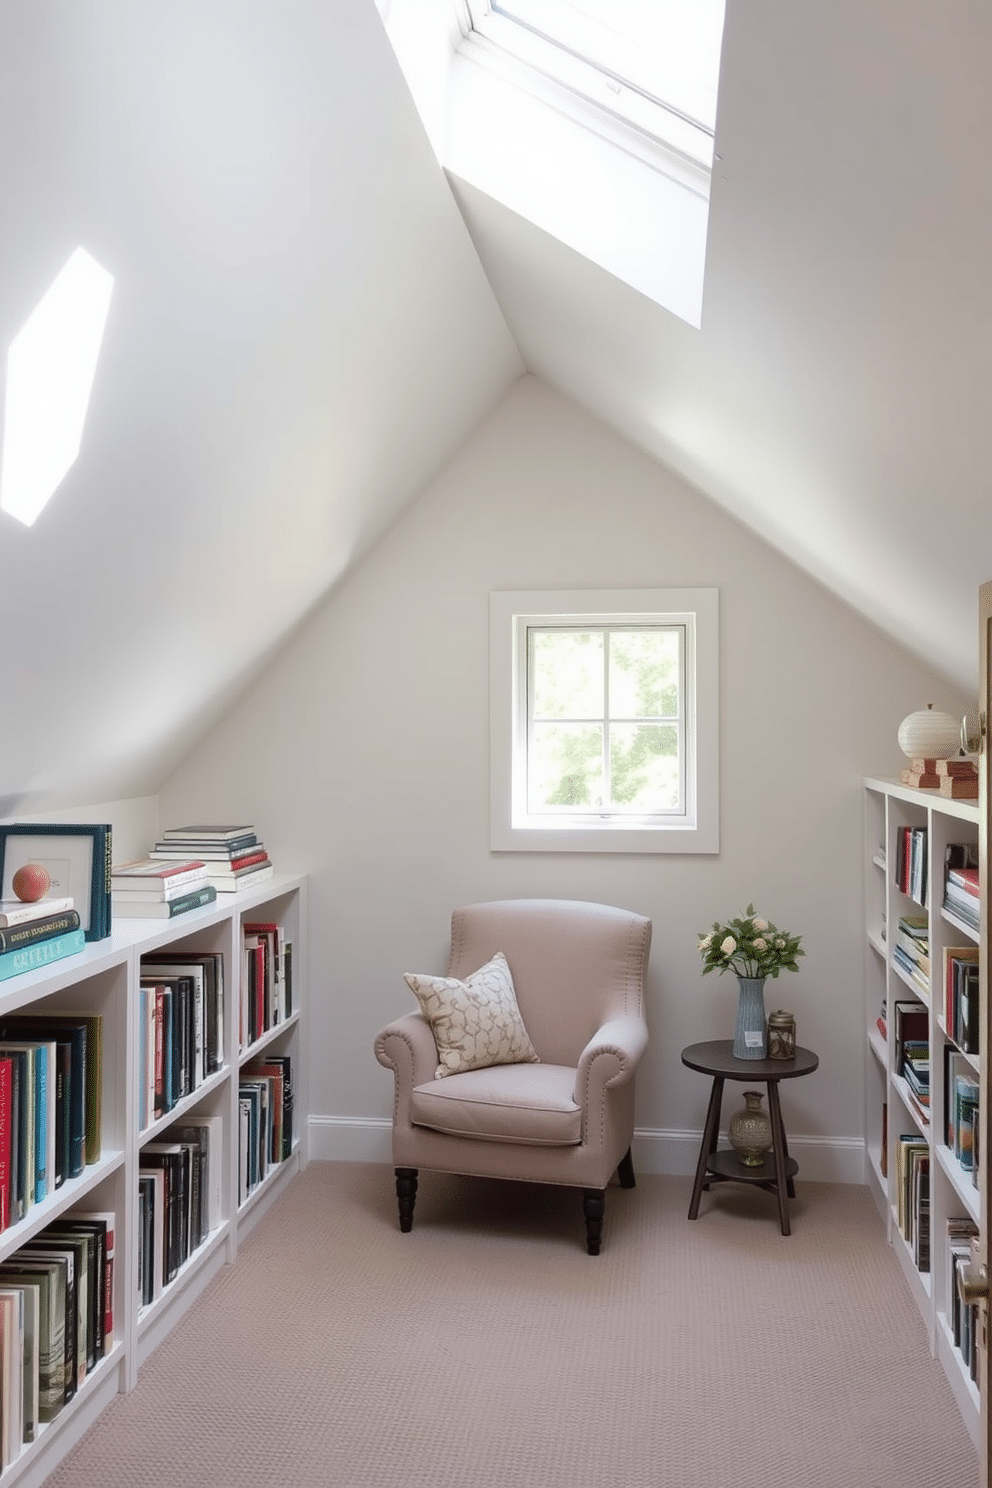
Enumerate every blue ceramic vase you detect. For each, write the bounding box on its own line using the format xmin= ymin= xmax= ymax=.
xmin=733 ymin=976 xmax=767 ymax=1059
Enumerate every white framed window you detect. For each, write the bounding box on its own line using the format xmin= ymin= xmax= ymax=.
xmin=490 ymin=588 xmax=719 ymax=853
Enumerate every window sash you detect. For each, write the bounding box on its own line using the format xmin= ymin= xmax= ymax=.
xmin=525 ymin=623 xmax=687 ymax=820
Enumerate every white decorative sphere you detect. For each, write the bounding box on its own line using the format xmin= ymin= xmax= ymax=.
xmin=897 ymin=703 xmax=961 ymax=761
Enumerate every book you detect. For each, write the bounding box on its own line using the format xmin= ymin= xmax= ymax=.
xmin=893 ymin=1001 xmax=928 ymax=1074
xmin=17 ymin=1247 xmax=75 ymax=1404
xmin=0 ymin=1059 xmax=11 ymax=1231
xmin=938 ymin=774 xmax=977 ymax=799
xmin=66 ymin=1210 xmax=115 ymax=1352
xmin=160 ymin=825 xmax=256 ymax=842
xmin=900 ymin=769 xmax=940 ymax=789
xmin=0 ymin=823 xmax=111 ymax=942
xmin=57 ymin=1216 xmax=109 ymax=1359
xmin=111 ymin=857 xmax=207 ymax=882
xmin=112 ymin=861 xmax=209 ymax=901
xmin=0 ymin=898 xmax=74 ymax=930
xmin=0 ymin=1279 xmax=38 ymax=1443
xmin=0 ymin=929 xmax=86 ymax=982
xmin=112 ymin=884 xmax=218 ymax=919
xmin=0 ymin=909 xmax=82 ymax=955
xmin=243 ymin=922 xmax=285 ymax=1027
xmin=165 ymin=1115 xmax=222 ymax=1233
xmin=909 ymin=757 xmax=976 ymax=777
xmin=150 ymin=839 xmax=259 ymax=861
xmin=209 ymin=864 xmax=274 ymax=894
xmin=200 ymin=850 xmax=270 ymax=878
xmin=39 ymin=1228 xmax=93 ymax=1381
xmin=140 ymin=1143 xmax=188 ymax=1281
xmin=946 ymin=866 xmax=979 ymax=895
xmin=0 ymin=1049 xmax=29 ymax=1222
xmin=0 ymin=1041 xmax=53 ymax=1203
xmin=0 ymin=1265 xmax=60 ymax=1423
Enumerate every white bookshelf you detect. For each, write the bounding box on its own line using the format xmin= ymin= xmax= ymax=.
xmin=0 ymin=872 xmax=307 ymax=1488
xmin=863 ymin=778 xmax=980 ymax=1449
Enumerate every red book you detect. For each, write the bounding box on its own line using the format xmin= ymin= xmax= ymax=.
xmin=0 ymin=1057 xmax=11 ymax=1231
xmin=153 ymin=989 xmax=166 ymax=1117
xmin=947 ymin=867 xmax=979 ymax=895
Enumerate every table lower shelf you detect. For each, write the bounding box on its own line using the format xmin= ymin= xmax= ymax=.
xmin=704 ymin=1148 xmax=799 ymax=1189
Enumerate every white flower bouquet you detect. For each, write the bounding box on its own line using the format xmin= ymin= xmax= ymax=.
xmin=697 ymin=903 xmax=804 ymax=979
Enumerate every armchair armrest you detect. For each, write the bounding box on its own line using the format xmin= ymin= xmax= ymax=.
xmin=375 ymin=1012 xmax=439 ymax=1111
xmin=573 ymin=1014 xmax=649 ymax=1105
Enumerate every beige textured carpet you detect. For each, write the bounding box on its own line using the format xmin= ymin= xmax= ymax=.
xmin=47 ymin=1162 xmax=980 ymax=1488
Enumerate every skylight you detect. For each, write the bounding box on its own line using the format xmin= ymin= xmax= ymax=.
xmin=1 ymin=248 xmax=114 ymax=527
xmin=465 ymin=0 xmax=725 ymax=168
xmin=375 ymin=0 xmax=727 ymax=325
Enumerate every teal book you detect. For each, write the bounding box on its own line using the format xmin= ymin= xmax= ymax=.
xmin=0 ymin=928 xmax=86 ymax=982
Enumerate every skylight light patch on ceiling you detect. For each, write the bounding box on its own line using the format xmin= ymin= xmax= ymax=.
xmin=1 ymin=248 xmax=114 ymax=527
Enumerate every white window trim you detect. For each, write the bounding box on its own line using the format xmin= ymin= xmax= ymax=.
xmin=490 ymin=588 xmax=719 ymax=853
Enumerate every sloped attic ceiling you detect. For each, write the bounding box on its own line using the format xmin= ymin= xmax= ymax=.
xmin=442 ymin=0 xmax=992 ymax=695
xmin=0 ymin=0 xmax=521 ymax=812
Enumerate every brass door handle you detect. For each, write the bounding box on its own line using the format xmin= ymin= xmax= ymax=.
xmin=958 ymin=1261 xmax=990 ymax=1306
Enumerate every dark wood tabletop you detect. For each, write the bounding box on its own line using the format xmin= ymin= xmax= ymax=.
xmin=681 ymin=1039 xmax=818 ymax=1081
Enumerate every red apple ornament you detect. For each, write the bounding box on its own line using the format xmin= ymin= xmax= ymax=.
xmin=12 ymin=863 xmax=51 ymax=903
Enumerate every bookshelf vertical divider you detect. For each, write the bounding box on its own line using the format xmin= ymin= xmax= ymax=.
xmin=0 ymin=872 xmax=306 ymax=1488
xmin=864 ymin=779 xmax=980 ymax=1450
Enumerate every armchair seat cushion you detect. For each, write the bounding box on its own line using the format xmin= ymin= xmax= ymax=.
xmin=410 ymin=1063 xmax=582 ymax=1146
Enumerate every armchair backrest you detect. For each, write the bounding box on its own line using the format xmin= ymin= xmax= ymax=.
xmin=447 ymin=899 xmax=651 ymax=1066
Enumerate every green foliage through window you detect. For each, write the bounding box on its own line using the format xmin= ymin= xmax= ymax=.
xmin=528 ymin=625 xmax=684 ymax=815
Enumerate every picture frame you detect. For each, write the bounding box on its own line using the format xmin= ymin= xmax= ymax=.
xmin=0 ymin=823 xmax=112 ymax=941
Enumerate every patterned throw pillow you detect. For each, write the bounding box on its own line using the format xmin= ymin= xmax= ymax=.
xmin=404 ymin=951 xmax=540 ymax=1079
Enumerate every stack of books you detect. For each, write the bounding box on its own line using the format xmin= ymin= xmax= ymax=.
xmin=943 ymin=863 xmax=979 ymax=934
xmin=110 ymin=859 xmax=217 ymax=920
xmin=943 ymin=946 xmax=980 ymax=1053
xmin=901 ymin=1040 xmax=930 ymax=1123
xmin=948 ymin=1220 xmax=981 ymax=1380
xmin=151 ymin=826 xmax=273 ymax=894
xmin=892 ymin=914 xmax=929 ymax=993
xmin=900 ymin=757 xmax=978 ymax=799
xmin=0 ymin=898 xmax=85 ymax=984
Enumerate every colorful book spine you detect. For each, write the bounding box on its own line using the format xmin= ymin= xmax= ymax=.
xmin=0 ymin=929 xmax=87 ymax=983
xmin=0 ymin=911 xmax=82 ymax=955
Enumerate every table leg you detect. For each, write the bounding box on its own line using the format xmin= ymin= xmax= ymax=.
xmin=688 ymin=1075 xmax=724 ymax=1220
xmin=766 ymin=1080 xmax=791 ymax=1236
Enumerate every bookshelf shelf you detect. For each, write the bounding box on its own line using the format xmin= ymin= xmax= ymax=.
xmin=863 ymin=778 xmax=981 ymax=1451
xmin=0 ymin=871 xmax=307 ymax=1488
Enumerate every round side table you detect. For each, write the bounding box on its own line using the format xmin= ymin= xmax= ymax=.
xmin=681 ymin=1039 xmax=819 ymax=1235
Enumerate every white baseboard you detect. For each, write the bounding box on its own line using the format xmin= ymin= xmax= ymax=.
xmin=632 ymin=1128 xmax=866 ymax=1185
xmin=308 ymin=1115 xmax=866 ymax=1185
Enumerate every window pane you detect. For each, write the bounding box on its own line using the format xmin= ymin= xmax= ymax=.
xmin=492 ymin=0 xmax=725 ymax=129
xmin=531 ymin=630 xmax=603 ymax=719
xmin=609 ymin=629 xmax=680 ymax=719
xmin=530 ymin=722 xmax=603 ymax=808
xmin=608 ymin=723 xmax=680 ymax=810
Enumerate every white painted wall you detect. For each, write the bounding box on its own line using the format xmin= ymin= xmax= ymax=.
xmin=158 ymin=376 xmax=972 ymax=1178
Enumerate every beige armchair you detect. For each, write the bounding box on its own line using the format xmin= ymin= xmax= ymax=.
xmin=374 ymin=898 xmax=651 ymax=1254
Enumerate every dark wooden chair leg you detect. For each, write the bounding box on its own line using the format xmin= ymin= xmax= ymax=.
xmin=395 ymin=1167 xmax=418 ymax=1232
xmin=582 ymin=1188 xmax=605 ymax=1255
xmin=617 ymin=1147 xmax=636 ymax=1189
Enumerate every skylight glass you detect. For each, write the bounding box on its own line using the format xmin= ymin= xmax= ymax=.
xmin=1 ymin=248 xmax=114 ymax=527
xmin=469 ymin=0 xmax=725 ymax=164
